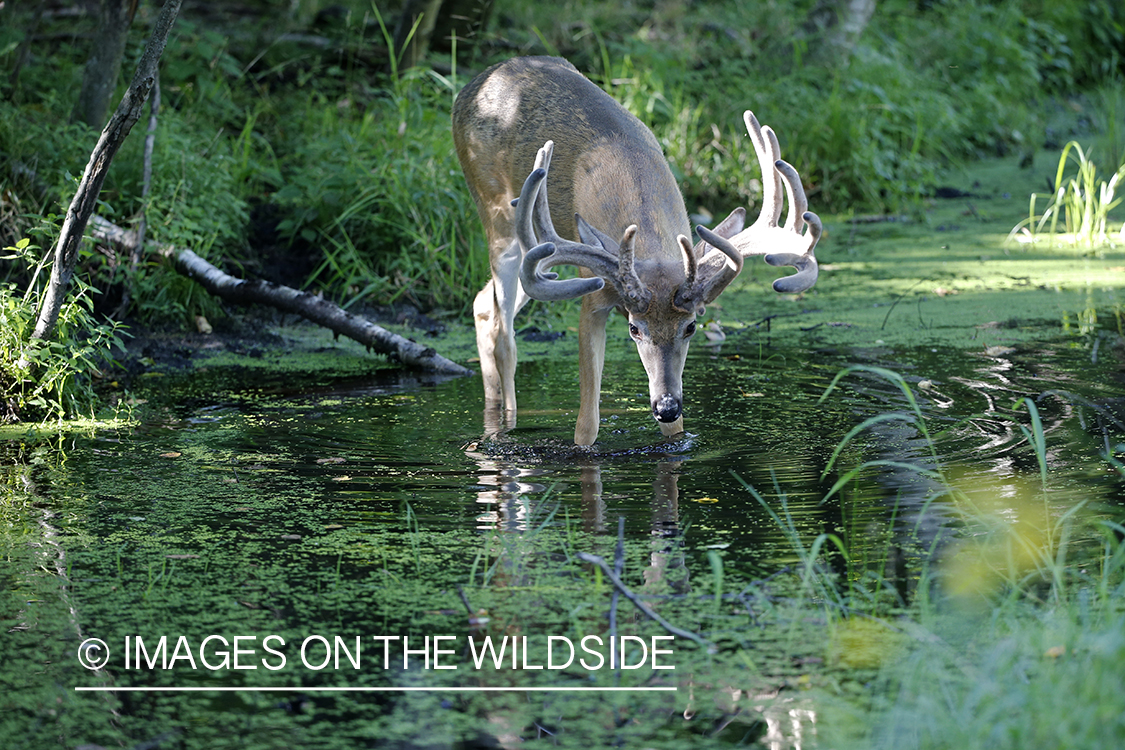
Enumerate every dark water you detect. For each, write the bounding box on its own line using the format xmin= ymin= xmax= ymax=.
xmin=6 ymin=327 xmax=1124 ymax=748
xmin=67 ymin=329 xmax=1125 ymax=577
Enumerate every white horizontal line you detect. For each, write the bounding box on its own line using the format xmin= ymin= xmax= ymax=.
xmin=75 ymin=686 xmax=676 ymax=692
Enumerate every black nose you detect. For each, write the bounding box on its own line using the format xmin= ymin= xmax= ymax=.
xmin=652 ymin=394 xmax=682 ymax=423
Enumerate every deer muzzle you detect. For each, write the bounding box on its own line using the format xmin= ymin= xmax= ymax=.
xmin=652 ymin=393 xmax=682 ymax=424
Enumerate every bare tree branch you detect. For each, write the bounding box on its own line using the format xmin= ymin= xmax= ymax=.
xmin=32 ymin=0 xmax=182 ymax=341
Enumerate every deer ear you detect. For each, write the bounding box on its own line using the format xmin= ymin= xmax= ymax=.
xmin=692 ymin=207 xmax=745 ymax=256
xmin=575 ymin=214 xmax=617 ymax=250
xmin=714 ymin=207 xmax=746 ymax=237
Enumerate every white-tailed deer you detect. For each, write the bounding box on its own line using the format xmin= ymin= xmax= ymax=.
xmin=453 ymin=56 xmax=821 ymax=446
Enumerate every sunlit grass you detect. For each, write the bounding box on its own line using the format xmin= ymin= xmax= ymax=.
xmin=1011 ymin=140 xmax=1125 ymax=251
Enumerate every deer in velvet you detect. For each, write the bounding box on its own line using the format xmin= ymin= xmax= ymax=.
xmin=453 ymin=56 xmax=821 ymax=446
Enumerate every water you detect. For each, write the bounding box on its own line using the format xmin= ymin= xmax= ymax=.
xmin=5 ymin=328 xmax=1124 ymax=748
xmin=68 ymin=331 xmax=1125 ymax=569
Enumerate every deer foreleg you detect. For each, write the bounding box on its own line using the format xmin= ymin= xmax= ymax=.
xmin=475 ymin=238 xmax=527 ymax=432
xmin=575 ymin=302 xmax=612 ymax=446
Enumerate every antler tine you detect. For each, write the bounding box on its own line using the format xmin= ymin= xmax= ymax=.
xmin=514 ymin=141 xmax=565 ymax=251
xmin=533 ymin=139 xmax=553 ymax=172
xmin=695 ymin=226 xmax=744 ymax=301
xmin=679 ymin=235 xmax=698 ymax=289
xmin=675 ymin=226 xmax=744 ymax=310
xmin=765 ymin=211 xmax=821 ymax=293
xmin=776 ymin=159 xmax=808 ymax=234
xmin=529 ymin=142 xmax=568 ymax=248
xmin=615 ymin=226 xmax=652 ymax=313
xmin=514 ymin=164 xmax=546 ymax=255
xmin=726 ymin=113 xmax=823 ymax=294
xmin=745 ymin=112 xmax=784 ymax=229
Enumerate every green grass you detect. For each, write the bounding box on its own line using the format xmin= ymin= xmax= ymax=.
xmin=734 ymin=367 xmax=1125 ymax=749
xmin=1011 ymin=140 xmax=1125 ymax=250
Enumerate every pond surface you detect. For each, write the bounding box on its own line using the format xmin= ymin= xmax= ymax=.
xmin=4 ymin=317 xmax=1125 ymax=748
xmin=81 ymin=324 xmax=1124 ymax=558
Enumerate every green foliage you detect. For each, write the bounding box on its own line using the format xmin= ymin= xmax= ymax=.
xmin=270 ymin=67 xmax=488 ymax=309
xmin=1027 ymin=0 xmax=1125 ymax=90
xmin=0 ymin=238 xmax=126 ymax=423
xmin=736 ymin=366 xmax=1125 ymax=749
xmin=497 ymin=0 xmax=1045 ymax=214
xmin=0 ymin=30 xmax=248 ymax=325
xmin=2 ymin=0 xmax=1124 ymax=321
xmin=1011 ymin=141 xmax=1125 ymax=249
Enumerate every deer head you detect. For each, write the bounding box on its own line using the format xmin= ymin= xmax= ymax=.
xmin=513 ymin=140 xmax=745 ymax=435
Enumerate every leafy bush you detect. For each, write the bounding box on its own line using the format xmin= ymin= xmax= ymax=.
xmin=0 ymin=239 xmax=126 ymax=423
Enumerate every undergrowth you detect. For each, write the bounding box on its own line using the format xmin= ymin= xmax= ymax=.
xmin=0 ymin=238 xmax=126 ymax=423
xmin=1 ymin=0 xmax=1123 ymax=320
xmin=731 ymin=366 xmax=1125 ymax=749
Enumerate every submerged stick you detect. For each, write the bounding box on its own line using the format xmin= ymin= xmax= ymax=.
xmin=577 ymin=551 xmax=712 ymax=649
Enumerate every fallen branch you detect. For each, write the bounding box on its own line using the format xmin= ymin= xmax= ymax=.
xmin=89 ymin=216 xmax=472 ymax=376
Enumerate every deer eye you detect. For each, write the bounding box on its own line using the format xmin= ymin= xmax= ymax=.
xmin=628 ymin=323 xmax=641 ymax=339
xmin=684 ymin=321 xmax=697 ymax=338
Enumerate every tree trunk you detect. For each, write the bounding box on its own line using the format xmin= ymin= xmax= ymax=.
xmin=805 ymin=0 xmax=877 ymax=66
xmin=430 ymin=0 xmax=495 ymax=57
xmin=392 ymin=0 xmax=443 ymax=71
xmin=7 ymin=0 xmax=49 ymax=98
xmin=32 ymin=0 xmax=180 ymax=342
xmin=71 ymin=0 xmax=138 ymax=128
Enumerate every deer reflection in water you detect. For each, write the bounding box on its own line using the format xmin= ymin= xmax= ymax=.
xmin=464 ymin=440 xmax=690 ymax=595
xmin=460 ymin=439 xmax=818 ymax=749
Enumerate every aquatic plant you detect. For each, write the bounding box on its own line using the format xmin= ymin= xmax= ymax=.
xmin=738 ymin=367 xmax=1125 ymax=749
xmin=1010 ymin=140 xmax=1125 ymax=250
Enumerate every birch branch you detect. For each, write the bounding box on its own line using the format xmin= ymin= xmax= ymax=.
xmin=89 ymin=216 xmax=473 ymax=376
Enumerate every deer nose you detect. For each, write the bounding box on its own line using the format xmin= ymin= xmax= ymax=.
xmin=652 ymin=394 xmax=682 ymax=423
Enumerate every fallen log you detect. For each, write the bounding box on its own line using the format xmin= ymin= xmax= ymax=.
xmin=89 ymin=215 xmax=473 ymax=376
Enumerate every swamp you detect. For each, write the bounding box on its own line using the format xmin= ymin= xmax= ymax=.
xmin=2 ymin=1 xmax=1124 ymax=748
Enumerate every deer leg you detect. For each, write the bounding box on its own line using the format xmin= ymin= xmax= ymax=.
xmin=473 ymin=279 xmax=504 ymax=403
xmin=575 ymin=301 xmax=612 ymax=446
xmin=476 ymin=237 xmax=525 ymax=432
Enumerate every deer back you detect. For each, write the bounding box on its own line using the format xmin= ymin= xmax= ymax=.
xmin=452 ymin=56 xmax=691 ymax=267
